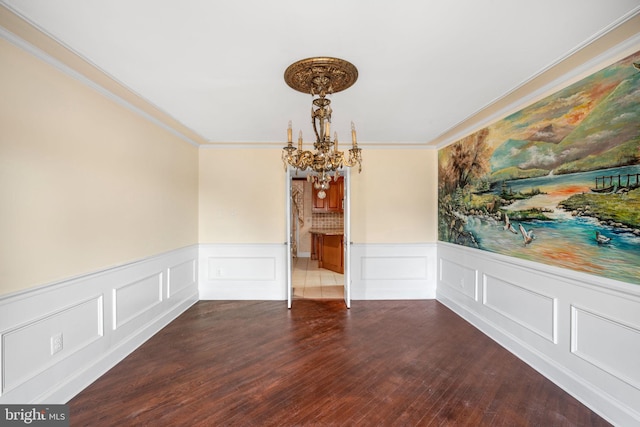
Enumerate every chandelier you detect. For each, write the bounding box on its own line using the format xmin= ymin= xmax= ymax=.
xmin=282 ymin=57 xmax=362 ymax=199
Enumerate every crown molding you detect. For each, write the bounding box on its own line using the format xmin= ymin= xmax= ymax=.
xmin=198 ymin=141 xmax=437 ymax=150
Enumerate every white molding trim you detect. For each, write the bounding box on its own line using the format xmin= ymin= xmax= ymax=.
xmin=0 ymin=246 xmax=199 ymax=404
xmin=437 ymin=243 xmax=640 ymax=426
xmin=198 ymin=142 xmax=438 ymax=150
xmin=199 ymin=244 xmax=287 ymax=300
xmin=351 ymin=243 xmax=437 ymax=300
xmin=198 ymin=243 xmax=439 ymax=301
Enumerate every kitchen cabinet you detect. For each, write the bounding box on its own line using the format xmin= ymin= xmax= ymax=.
xmin=310 ymin=230 xmax=344 ymax=274
xmin=320 ymin=234 xmax=344 ymax=274
xmin=312 ymin=177 xmax=344 ymax=213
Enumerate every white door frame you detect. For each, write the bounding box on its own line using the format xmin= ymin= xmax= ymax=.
xmin=286 ymin=167 xmax=293 ymax=308
xmin=343 ymin=167 xmax=351 ymax=309
xmin=285 ymin=167 xmax=351 ymax=309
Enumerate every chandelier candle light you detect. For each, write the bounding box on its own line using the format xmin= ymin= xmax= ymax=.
xmin=282 ymin=57 xmax=362 ymax=199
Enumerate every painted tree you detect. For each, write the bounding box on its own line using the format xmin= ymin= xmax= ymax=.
xmin=438 ymin=128 xmax=492 ymax=245
xmin=447 ymin=128 xmax=491 ymax=193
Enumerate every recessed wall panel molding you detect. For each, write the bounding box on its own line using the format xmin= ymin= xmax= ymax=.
xmin=199 ymin=244 xmax=286 ymax=300
xmin=439 ymin=258 xmax=478 ymax=301
xmin=207 ymin=257 xmax=276 ymax=281
xmin=483 ymin=274 xmax=556 ymax=343
xmin=167 ymin=259 xmax=197 ymax=298
xmin=112 ymin=273 xmax=163 ymax=330
xmin=0 ymin=245 xmax=198 ymax=404
xmin=571 ymin=306 xmax=640 ymax=390
xmin=361 ymin=256 xmax=427 ymax=280
xmin=1 ymin=296 xmax=103 ymax=395
xmin=350 ymin=244 xmax=437 ymax=300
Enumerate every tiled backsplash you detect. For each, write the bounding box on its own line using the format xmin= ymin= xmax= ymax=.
xmin=312 ymin=211 xmax=344 ymax=229
xmin=294 ymin=179 xmax=344 ymax=256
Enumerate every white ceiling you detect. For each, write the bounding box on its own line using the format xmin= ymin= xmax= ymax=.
xmin=3 ymin=1 xmax=640 ymax=145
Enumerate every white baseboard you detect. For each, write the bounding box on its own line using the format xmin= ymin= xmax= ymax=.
xmin=0 ymin=246 xmax=199 ymax=404
xmin=437 ymin=242 xmax=640 ymax=426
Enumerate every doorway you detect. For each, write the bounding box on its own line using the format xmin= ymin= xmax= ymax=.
xmin=286 ymin=168 xmax=351 ymax=308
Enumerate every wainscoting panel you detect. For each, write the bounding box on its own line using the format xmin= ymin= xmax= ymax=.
xmin=439 ymin=258 xmax=478 ymax=301
xmin=437 ymin=242 xmax=640 ymax=426
xmin=2 ymin=296 xmax=103 ymax=394
xmin=168 ymin=259 xmax=196 ymax=298
xmin=0 ymin=245 xmax=199 ymax=404
xmin=199 ymin=244 xmax=287 ymax=300
xmin=571 ymin=306 xmax=640 ymax=391
xmin=207 ymin=257 xmax=276 ymax=281
xmin=483 ymin=274 xmax=556 ymax=343
xmin=351 ymin=244 xmax=437 ymax=300
xmin=113 ymin=273 xmax=163 ymax=330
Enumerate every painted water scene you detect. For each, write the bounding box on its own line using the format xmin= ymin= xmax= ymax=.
xmin=438 ymin=50 xmax=640 ymax=286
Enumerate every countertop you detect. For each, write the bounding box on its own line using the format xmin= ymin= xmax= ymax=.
xmin=309 ymin=228 xmax=344 ymax=236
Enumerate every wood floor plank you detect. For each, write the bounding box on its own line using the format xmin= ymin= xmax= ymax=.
xmin=68 ymin=300 xmax=611 ymax=426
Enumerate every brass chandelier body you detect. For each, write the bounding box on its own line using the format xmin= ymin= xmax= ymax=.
xmin=282 ymin=57 xmax=362 ymax=198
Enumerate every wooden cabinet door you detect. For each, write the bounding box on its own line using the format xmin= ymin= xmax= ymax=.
xmin=312 ymin=186 xmax=328 ymax=211
xmin=312 ymin=177 xmax=343 ymax=212
xmin=327 ymin=177 xmax=344 ymax=212
xmin=320 ymin=234 xmax=344 ymax=274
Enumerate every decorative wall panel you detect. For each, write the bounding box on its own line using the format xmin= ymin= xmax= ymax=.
xmin=351 ymin=244 xmax=437 ymax=300
xmin=199 ymin=244 xmax=286 ymax=300
xmin=168 ymin=260 xmax=196 ymax=298
xmin=361 ymin=256 xmax=427 ymax=280
xmin=571 ymin=306 xmax=640 ymax=390
xmin=2 ymin=296 xmax=103 ymax=394
xmin=207 ymin=257 xmax=276 ymax=281
xmin=439 ymin=258 xmax=478 ymax=301
xmin=483 ymin=275 xmax=556 ymax=342
xmin=113 ymin=274 xmax=163 ymax=330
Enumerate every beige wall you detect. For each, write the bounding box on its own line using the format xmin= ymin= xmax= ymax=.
xmin=0 ymin=39 xmax=199 ymax=295
xmin=351 ymin=148 xmax=438 ymax=243
xmin=199 ymin=148 xmax=286 ymax=243
xmin=198 ymin=147 xmax=438 ymax=245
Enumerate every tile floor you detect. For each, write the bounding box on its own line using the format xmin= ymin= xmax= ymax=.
xmin=292 ymin=257 xmax=344 ymax=299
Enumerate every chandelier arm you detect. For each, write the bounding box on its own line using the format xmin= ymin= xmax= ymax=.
xmin=312 ymin=114 xmax=321 ymax=142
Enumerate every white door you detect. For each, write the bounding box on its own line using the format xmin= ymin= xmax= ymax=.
xmin=343 ymin=168 xmax=351 ymax=309
xmin=286 ymin=167 xmax=293 ymax=308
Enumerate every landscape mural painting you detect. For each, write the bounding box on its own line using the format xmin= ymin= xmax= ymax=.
xmin=438 ymin=50 xmax=640 ymax=286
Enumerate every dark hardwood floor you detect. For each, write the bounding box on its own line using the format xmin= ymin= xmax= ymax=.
xmin=68 ymin=300 xmax=610 ymax=426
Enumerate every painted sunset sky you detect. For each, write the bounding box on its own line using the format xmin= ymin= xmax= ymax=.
xmin=485 ymin=50 xmax=640 ymax=176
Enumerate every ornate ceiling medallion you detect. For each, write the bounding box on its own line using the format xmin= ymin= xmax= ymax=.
xmin=284 ymin=57 xmax=358 ymax=96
